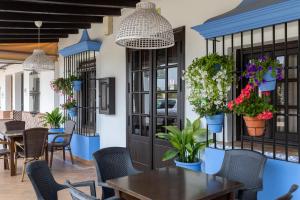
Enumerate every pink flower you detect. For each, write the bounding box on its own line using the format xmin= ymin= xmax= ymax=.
xmin=235 ymin=96 xmax=243 ymax=105
xmin=227 ymin=101 xmax=234 ymax=110
xmin=257 ymin=111 xmax=273 ymax=120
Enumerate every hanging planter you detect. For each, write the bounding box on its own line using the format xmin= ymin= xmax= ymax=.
xmin=243 ymin=116 xmax=265 ymax=137
xmin=258 ymin=71 xmax=276 ymax=92
xmin=243 ymin=56 xmax=283 ymax=92
xmin=205 ymin=113 xmax=224 ymax=133
xmin=72 ymin=80 xmax=82 ymax=92
xmin=67 ymin=107 xmax=77 ymax=117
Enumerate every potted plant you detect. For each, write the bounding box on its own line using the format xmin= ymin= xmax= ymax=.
xmin=51 ymin=77 xmax=72 ymax=96
xmin=184 ymin=54 xmax=233 ymax=133
xmin=69 ymin=75 xmax=82 ymax=92
xmin=243 ymin=56 xmax=283 ymax=92
xmin=228 ymin=84 xmax=274 ymax=136
xmin=156 ymin=118 xmax=207 ymax=171
xmin=61 ymin=96 xmax=77 ymax=117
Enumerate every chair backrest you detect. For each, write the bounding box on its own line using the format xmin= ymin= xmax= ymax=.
xmin=64 ymin=120 xmax=76 ymax=145
xmin=65 ymin=180 xmax=99 ymax=200
xmin=216 ymin=150 xmax=267 ymax=199
xmin=26 ymin=160 xmax=66 ymax=200
xmin=23 ymin=128 xmax=48 ymax=158
xmin=276 ymin=184 xmax=299 ymax=200
xmin=5 ymin=120 xmax=25 ymax=131
xmin=93 ymin=147 xmax=137 ymax=199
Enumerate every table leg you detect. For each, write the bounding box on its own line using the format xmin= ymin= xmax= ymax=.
xmin=9 ymin=138 xmax=16 ymax=176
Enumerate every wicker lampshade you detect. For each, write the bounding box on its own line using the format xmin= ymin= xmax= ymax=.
xmin=116 ymin=2 xmax=174 ymax=49
xmin=23 ymin=49 xmax=54 ymax=72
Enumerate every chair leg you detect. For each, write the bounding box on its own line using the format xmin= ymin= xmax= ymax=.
xmin=69 ymin=147 xmax=74 ymax=164
xmin=21 ymin=159 xmax=27 ymax=182
xmin=63 ymin=148 xmax=65 ymax=161
xmin=50 ymin=149 xmax=54 ymax=168
xmin=3 ymin=155 xmax=9 ymax=170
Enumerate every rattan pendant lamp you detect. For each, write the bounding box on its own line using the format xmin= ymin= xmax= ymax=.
xmin=23 ymin=21 xmax=54 ymax=72
xmin=116 ymin=2 xmax=174 ymax=49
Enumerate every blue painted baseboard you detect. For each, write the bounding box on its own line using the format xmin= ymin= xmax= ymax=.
xmin=70 ymin=133 xmax=100 ymax=161
xmin=204 ymin=148 xmax=300 ymax=199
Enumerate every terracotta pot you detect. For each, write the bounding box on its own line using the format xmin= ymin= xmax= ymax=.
xmin=243 ymin=116 xmax=266 ymax=137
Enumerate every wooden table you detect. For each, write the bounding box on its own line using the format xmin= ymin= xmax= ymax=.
xmin=107 ymin=167 xmax=243 ymax=200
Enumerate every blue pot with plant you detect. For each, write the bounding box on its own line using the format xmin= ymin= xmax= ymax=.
xmin=243 ymin=56 xmax=283 ymax=92
xmin=69 ymin=75 xmax=82 ymax=92
xmin=156 ymin=118 xmax=207 ymax=172
xmin=205 ymin=113 xmax=224 ymax=133
xmin=62 ymin=96 xmax=77 ymax=117
xmin=67 ymin=107 xmax=77 ymax=117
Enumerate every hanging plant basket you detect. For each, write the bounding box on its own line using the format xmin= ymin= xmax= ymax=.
xmin=259 ymin=71 xmax=276 ymax=92
xmin=72 ymin=80 xmax=82 ymax=92
xmin=205 ymin=113 xmax=224 ymax=133
xmin=67 ymin=107 xmax=77 ymax=117
xmin=243 ymin=116 xmax=265 ymax=137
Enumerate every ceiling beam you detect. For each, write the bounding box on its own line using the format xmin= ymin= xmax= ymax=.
xmin=0 ymin=38 xmax=59 ymax=43
xmin=0 ymin=12 xmax=103 ymax=23
xmin=0 ymin=29 xmax=78 ymax=35
xmin=0 ymin=35 xmax=67 ymax=39
xmin=9 ymin=0 xmax=139 ymax=8
xmin=0 ymin=22 xmax=91 ymax=29
xmin=0 ymin=1 xmax=121 ymax=16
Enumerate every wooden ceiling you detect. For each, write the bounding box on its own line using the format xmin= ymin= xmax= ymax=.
xmin=0 ymin=0 xmax=140 ymax=43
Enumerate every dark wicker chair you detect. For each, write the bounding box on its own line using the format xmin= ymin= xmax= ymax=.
xmin=15 ymin=128 xmax=48 ymax=181
xmin=26 ymin=160 xmax=96 ymax=200
xmin=65 ymin=180 xmax=100 ymax=200
xmin=48 ymin=120 xmax=75 ymax=168
xmin=0 ymin=139 xmax=10 ymax=169
xmin=276 ymin=184 xmax=299 ymax=200
xmin=5 ymin=120 xmax=25 ymax=131
xmin=215 ymin=149 xmax=267 ymax=200
xmin=93 ymin=147 xmax=140 ymax=200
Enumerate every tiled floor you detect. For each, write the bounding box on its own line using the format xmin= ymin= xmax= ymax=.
xmin=0 ymin=154 xmax=99 ymax=200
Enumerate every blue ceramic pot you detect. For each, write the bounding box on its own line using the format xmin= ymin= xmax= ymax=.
xmin=48 ymin=128 xmax=65 ymax=143
xmin=205 ymin=113 xmax=224 ymax=133
xmin=68 ymin=107 xmax=77 ymax=117
xmin=259 ymin=71 xmax=276 ymax=92
xmin=72 ymin=80 xmax=82 ymax=92
xmin=174 ymin=159 xmax=201 ymax=172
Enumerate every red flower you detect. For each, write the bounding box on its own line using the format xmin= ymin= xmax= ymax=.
xmin=227 ymin=101 xmax=234 ymax=110
xmin=257 ymin=111 xmax=273 ymax=120
xmin=235 ymin=96 xmax=244 ymax=105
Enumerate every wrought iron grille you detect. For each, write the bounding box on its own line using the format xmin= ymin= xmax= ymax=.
xmin=205 ymin=20 xmax=300 ymax=163
xmin=63 ymin=51 xmax=97 ymax=136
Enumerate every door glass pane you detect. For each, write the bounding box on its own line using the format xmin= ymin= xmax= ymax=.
xmin=157 ymin=69 xmax=166 ymax=91
xmin=156 ymin=117 xmax=165 ymax=133
xmin=132 ymin=51 xmax=140 ymax=70
xmin=132 ymin=115 xmax=140 ymax=135
xmin=288 ymin=82 xmax=297 ymax=106
xmin=141 ymin=117 xmax=150 ymax=136
xmin=142 ymin=71 xmax=150 ymax=92
xmin=132 ymin=94 xmax=140 ymax=114
xmin=157 ymin=49 xmax=166 ymax=68
xmin=167 ymin=118 xmax=177 ymax=126
xmin=288 ymin=68 xmax=297 ymax=79
xmin=288 ymin=55 xmax=297 ymax=67
xmin=168 ymin=93 xmax=177 ymax=116
xmin=289 ymin=109 xmax=297 ymax=133
xmin=277 ymin=83 xmax=284 ymax=105
xmin=157 ymin=93 xmax=166 ymax=115
xmin=276 ymin=115 xmax=285 ymax=132
xmin=142 ymin=94 xmax=150 ymax=114
xmin=132 ymin=72 xmax=140 ymax=92
xmin=168 ymin=42 xmax=178 ymax=66
xmin=168 ymin=67 xmax=178 ymax=91
xmin=141 ymin=51 xmax=150 ymax=69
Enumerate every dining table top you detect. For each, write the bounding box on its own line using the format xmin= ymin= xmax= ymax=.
xmin=0 ymin=130 xmax=24 ymax=138
xmin=107 ymin=167 xmax=243 ymax=200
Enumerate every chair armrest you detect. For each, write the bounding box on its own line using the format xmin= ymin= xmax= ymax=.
xmin=67 ymin=180 xmax=97 ymax=197
xmin=98 ymin=181 xmax=115 ymax=190
xmin=0 ymin=140 xmax=9 ymax=145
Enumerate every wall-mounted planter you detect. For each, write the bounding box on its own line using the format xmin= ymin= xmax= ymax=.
xmin=174 ymin=159 xmax=202 ymax=172
xmin=68 ymin=107 xmax=77 ymax=117
xmin=243 ymin=116 xmax=265 ymax=137
xmin=72 ymin=80 xmax=82 ymax=92
xmin=259 ymin=71 xmax=276 ymax=92
xmin=205 ymin=113 xmax=224 ymax=133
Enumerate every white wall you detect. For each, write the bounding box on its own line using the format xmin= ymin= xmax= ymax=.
xmin=58 ymin=0 xmax=242 ymax=148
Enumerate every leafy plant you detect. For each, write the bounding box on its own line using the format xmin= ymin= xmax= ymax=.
xmin=69 ymin=74 xmax=81 ymax=82
xmin=51 ymin=77 xmax=72 ymax=96
xmin=184 ymin=53 xmax=233 ymax=117
xmin=156 ymin=118 xmax=207 ymax=163
xmin=41 ymin=107 xmax=66 ymax=128
xmin=243 ymin=56 xmax=283 ymax=87
xmin=228 ymin=84 xmax=274 ymax=119
xmin=61 ymin=96 xmax=77 ymax=110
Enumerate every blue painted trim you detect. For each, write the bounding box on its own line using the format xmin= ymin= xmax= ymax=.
xmin=59 ymin=30 xmax=102 ymax=57
xmin=204 ymin=148 xmax=300 ymax=199
xmin=192 ymin=0 xmax=300 ymax=39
